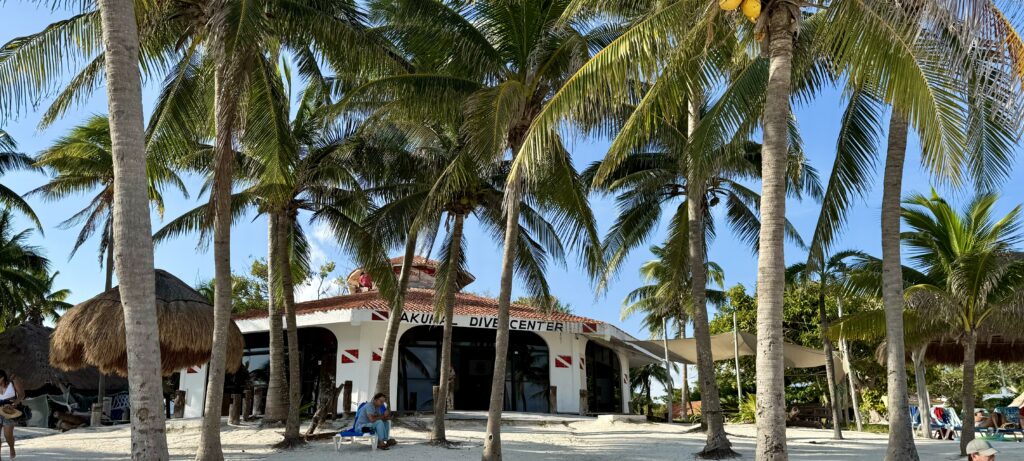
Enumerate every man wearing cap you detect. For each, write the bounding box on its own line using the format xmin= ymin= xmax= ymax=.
xmin=966 ymin=439 xmax=999 ymax=460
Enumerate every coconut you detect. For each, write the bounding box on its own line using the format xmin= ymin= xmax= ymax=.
xmin=741 ymin=0 xmax=761 ymax=20
xmin=719 ymin=0 xmax=742 ymax=10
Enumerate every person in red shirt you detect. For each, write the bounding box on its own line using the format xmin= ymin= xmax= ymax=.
xmin=358 ymin=271 xmax=373 ymax=291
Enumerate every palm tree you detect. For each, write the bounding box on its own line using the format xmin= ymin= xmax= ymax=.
xmin=21 ymin=271 xmax=71 ymax=327
xmin=94 ymin=0 xmax=168 ymax=455
xmin=157 ymin=76 xmax=385 ymax=443
xmin=785 ymin=250 xmax=866 ymax=439
xmin=350 ymin=3 xmax=604 ymax=456
xmin=899 ymin=191 xmax=1024 ymax=453
xmin=31 ymin=115 xmax=188 ymax=293
xmin=510 ymin=1 xmax=1024 ymax=457
xmin=0 ymin=131 xmax=41 ymax=228
xmin=3 ymin=0 xmax=394 ymax=455
xmin=0 ymin=210 xmax=49 ymax=328
xmin=819 ymin=4 xmax=1024 ymax=457
xmin=629 ymin=364 xmax=670 ymax=419
xmin=622 ymin=245 xmax=728 ymax=422
xmin=583 ymin=97 xmax=816 ymax=454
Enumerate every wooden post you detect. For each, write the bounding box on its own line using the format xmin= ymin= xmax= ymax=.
xmin=229 ymin=394 xmax=241 ymax=425
xmin=90 ymin=403 xmax=102 ymax=427
xmin=253 ymin=386 xmax=265 ymax=416
xmin=172 ymin=391 xmax=186 ymax=419
xmin=579 ymin=389 xmax=588 ymax=416
xmin=549 ymin=386 xmax=557 ymax=414
xmin=242 ymin=389 xmax=253 ymax=421
xmin=343 ymin=380 xmax=353 ymax=416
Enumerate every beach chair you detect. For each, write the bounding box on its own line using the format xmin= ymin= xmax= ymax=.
xmin=334 ymin=402 xmax=388 ymax=451
xmin=910 ymin=405 xmax=922 ymax=432
xmin=998 ymin=406 xmax=1024 ymax=441
xmin=948 ymin=407 xmax=967 ymax=439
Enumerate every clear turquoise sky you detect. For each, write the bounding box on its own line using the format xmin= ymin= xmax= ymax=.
xmin=2 ymin=3 xmax=1023 ymax=346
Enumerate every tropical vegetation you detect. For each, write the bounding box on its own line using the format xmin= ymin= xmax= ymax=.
xmin=2 ymin=0 xmax=1024 ymax=460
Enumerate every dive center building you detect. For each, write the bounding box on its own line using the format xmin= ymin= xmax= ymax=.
xmin=177 ymin=257 xmax=665 ymax=416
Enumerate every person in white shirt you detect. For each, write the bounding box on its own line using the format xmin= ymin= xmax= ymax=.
xmin=0 ymin=370 xmax=20 ymax=459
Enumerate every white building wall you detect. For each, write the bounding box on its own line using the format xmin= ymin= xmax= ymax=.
xmin=178 ymin=364 xmax=208 ymax=418
xmin=179 ymin=315 xmax=652 ymax=417
xmin=541 ymin=331 xmax=580 ymax=414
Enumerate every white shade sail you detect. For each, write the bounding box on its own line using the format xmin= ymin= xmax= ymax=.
xmin=630 ymin=331 xmax=846 ymax=381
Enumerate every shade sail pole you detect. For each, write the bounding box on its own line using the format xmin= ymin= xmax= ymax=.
xmin=733 ymin=312 xmax=742 ymax=404
xmin=662 ymin=317 xmax=673 ymax=424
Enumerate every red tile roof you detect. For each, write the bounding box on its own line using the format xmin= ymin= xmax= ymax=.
xmin=235 ymin=288 xmax=601 ymax=324
xmin=388 ymin=256 xmax=439 ymax=267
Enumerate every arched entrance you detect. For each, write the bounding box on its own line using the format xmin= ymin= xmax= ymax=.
xmin=586 ymin=341 xmax=622 ymax=413
xmin=398 ymin=326 xmax=550 ymax=413
xmin=233 ymin=327 xmax=338 ymax=416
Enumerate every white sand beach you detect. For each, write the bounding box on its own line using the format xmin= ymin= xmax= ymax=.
xmin=5 ymin=418 xmax=1021 ymax=460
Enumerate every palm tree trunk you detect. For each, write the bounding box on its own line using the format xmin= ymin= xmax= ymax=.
xmin=677 ymin=319 xmax=689 ymax=419
xmin=280 ymin=212 xmax=302 ymax=443
xmin=431 ymin=213 xmax=464 ymax=444
xmin=264 ymin=212 xmax=287 ymax=424
xmin=881 ymin=113 xmax=919 ymax=461
xmin=482 ymin=191 xmax=521 ymax=461
xmin=196 ymin=65 xmax=237 ymax=461
xmin=645 ymin=377 xmax=653 ymax=418
xmin=960 ymin=333 xmax=978 ymax=456
xmin=96 ymin=0 xmax=169 ymax=455
xmin=98 ymin=234 xmax=114 ymax=414
xmin=755 ymin=8 xmax=796 ymax=461
xmin=818 ymin=287 xmax=843 ymax=439
xmin=375 ymin=232 xmax=418 ymax=398
xmin=687 ymin=186 xmax=734 ymax=458
xmin=912 ymin=345 xmax=930 ymax=439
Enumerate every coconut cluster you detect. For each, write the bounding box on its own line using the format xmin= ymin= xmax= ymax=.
xmin=719 ymin=0 xmax=761 ymax=22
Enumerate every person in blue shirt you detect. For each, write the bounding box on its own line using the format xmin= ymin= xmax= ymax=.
xmin=355 ymin=393 xmax=395 ymax=450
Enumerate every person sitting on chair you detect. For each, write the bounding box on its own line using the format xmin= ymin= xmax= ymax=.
xmin=355 ymin=393 xmax=395 ymax=450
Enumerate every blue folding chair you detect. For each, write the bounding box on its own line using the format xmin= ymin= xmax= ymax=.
xmin=334 ymin=402 xmax=389 ymax=450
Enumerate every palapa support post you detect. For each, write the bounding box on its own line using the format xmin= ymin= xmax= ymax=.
xmin=253 ymin=386 xmax=265 ymax=416
xmin=242 ymin=389 xmax=253 ymax=420
xmin=579 ymin=389 xmax=588 ymax=416
xmin=549 ymin=386 xmax=558 ymax=414
xmin=90 ymin=403 xmax=102 ymax=427
xmin=229 ymin=394 xmax=241 ymax=425
xmin=342 ymin=380 xmax=353 ymax=416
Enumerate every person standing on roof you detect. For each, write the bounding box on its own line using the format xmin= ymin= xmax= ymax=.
xmin=358 ymin=271 xmax=374 ymax=292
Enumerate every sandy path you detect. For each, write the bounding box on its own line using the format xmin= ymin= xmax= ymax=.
xmin=6 ymin=419 xmax=1023 ymax=460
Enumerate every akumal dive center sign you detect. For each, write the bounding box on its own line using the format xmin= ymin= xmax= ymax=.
xmin=367 ymin=309 xmax=600 ymax=334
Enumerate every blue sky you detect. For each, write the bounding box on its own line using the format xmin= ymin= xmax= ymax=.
xmin=3 ymin=4 xmax=1024 ymax=350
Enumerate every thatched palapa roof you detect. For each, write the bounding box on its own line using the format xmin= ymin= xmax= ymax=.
xmin=50 ymin=270 xmax=244 ymax=376
xmin=0 ymin=323 xmax=126 ymax=391
xmin=924 ymin=336 xmax=1024 ymax=365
